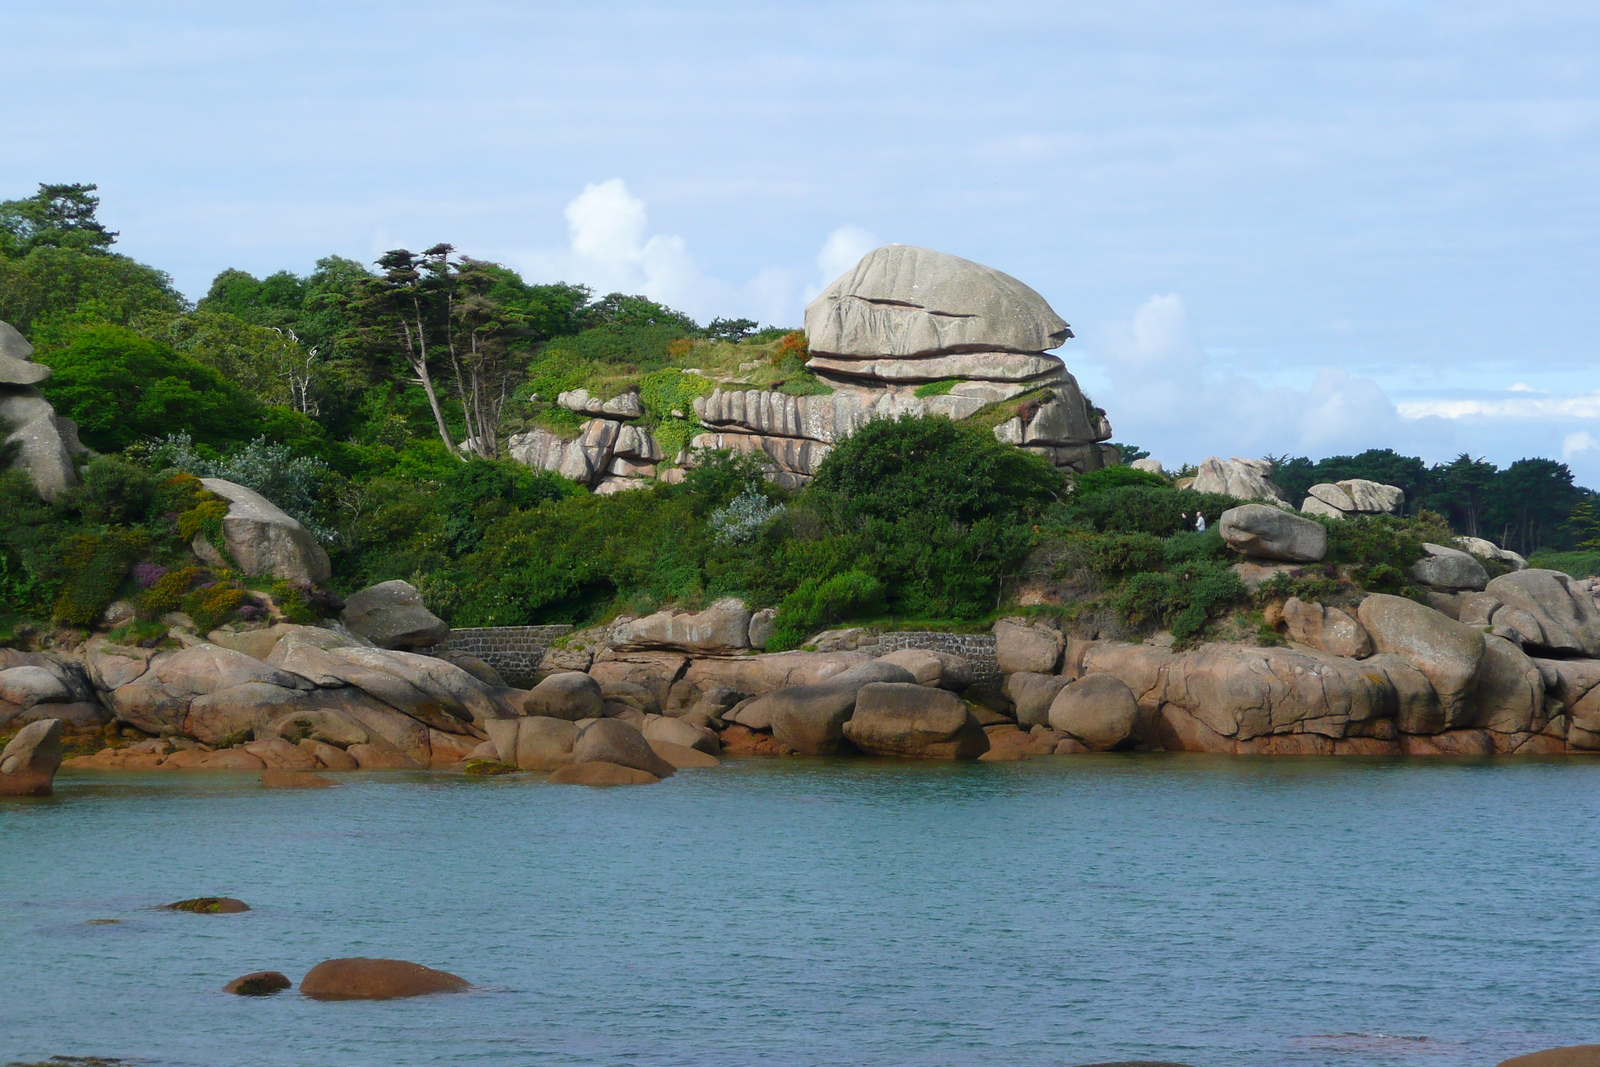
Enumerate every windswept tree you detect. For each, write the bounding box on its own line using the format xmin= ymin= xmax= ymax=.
xmin=348 ymin=245 xmax=461 ymax=454
xmin=0 ymin=183 xmax=118 ymax=256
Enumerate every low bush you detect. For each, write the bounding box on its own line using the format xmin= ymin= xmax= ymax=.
xmin=1072 ymin=465 xmax=1167 ymax=496
xmin=1061 ymin=485 xmax=1236 ymax=537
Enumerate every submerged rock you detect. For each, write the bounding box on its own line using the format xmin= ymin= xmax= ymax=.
xmin=547 ymin=761 xmax=661 ymax=786
xmin=223 ymin=971 xmax=291 ymax=996
xmin=299 ymin=957 xmax=469 ymax=1000
xmin=163 ymin=897 xmax=250 ymax=914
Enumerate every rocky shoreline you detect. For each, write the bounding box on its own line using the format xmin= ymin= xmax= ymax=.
xmin=8 ymin=537 xmax=1600 ymax=796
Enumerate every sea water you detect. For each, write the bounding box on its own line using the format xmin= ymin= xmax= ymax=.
xmin=2 ymin=756 xmax=1598 ymax=1067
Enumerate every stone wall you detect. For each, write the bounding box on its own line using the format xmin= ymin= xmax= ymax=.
xmin=423 ymin=625 xmax=572 ymax=686
xmin=878 ymin=632 xmax=1001 ymax=683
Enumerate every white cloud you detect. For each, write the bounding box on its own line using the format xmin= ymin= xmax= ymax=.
xmin=1396 ymin=392 xmax=1600 ymax=420
xmin=816 ymin=225 xmax=879 ymax=285
xmin=555 ymin=178 xmax=714 ymax=313
xmin=1087 ymin=293 xmax=1436 ymax=464
xmin=1564 ymin=431 xmax=1600 ymax=461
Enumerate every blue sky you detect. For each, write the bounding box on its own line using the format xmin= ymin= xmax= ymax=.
xmin=4 ymin=1 xmax=1599 ymax=482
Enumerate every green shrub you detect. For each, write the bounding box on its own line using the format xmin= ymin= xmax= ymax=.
xmin=1073 ymin=465 xmax=1168 ymax=496
xmin=181 ymin=580 xmax=253 ymax=633
xmin=1322 ymin=510 xmax=1452 ymax=592
xmin=138 ymin=565 xmax=207 ymax=616
xmin=53 ymin=529 xmax=150 ymax=626
xmin=1062 ymin=485 xmax=1236 ymax=537
xmin=37 ymin=324 xmax=264 ymax=451
xmin=639 ymin=369 xmax=715 ymax=462
xmin=1079 ymin=533 xmax=1166 ymax=578
xmin=1527 ymin=548 xmax=1600 ymax=578
xmin=768 ymin=569 xmax=884 ymax=650
xmin=1109 ymin=558 xmax=1245 ymax=642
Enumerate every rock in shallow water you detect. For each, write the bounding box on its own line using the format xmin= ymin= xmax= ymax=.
xmin=163 ymin=897 xmax=249 ymax=914
xmin=547 ymin=761 xmax=660 ymax=786
xmin=1496 ymin=1046 xmax=1600 ymax=1067
xmin=223 ymin=971 xmax=291 ymax=995
xmin=299 ymin=957 xmax=469 ymax=1000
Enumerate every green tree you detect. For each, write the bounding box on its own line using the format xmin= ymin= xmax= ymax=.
xmin=37 ymin=324 xmax=262 ymax=451
xmin=0 ymin=183 xmax=117 ymax=256
xmin=1436 ymin=454 xmax=1499 ymax=537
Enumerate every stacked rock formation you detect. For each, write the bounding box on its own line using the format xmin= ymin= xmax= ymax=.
xmin=506 ymin=389 xmax=664 ymax=494
xmin=509 ymin=246 xmax=1115 ymax=490
xmin=0 ymin=320 xmax=86 ymax=501
xmin=1300 ymin=479 xmax=1405 ymax=519
xmin=699 ymin=245 xmax=1115 ymax=484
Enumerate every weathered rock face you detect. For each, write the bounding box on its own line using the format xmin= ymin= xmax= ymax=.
xmin=1219 ymin=504 xmax=1328 ymax=563
xmin=508 ymin=247 xmax=1113 ymax=489
xmin=571 ymin=718 xmax=676 ymax=778
xmin=610 ymin=598 xmax=753 ymax=655
xmin=522 ymin=671 xmax=603 ymax=720
xmin=1154 ymin=645 xmax=1391 ymax=748
xmin=1279 ymin=598 xmax=1372 ymax=658
xmin=1 ymin=387 xmax=85 ymax=502
xmin=1301 ymin=479 xmax=1405 ymax=519
xmin=1004 ymin=672 xmax=1072 ymax=729
xmin=757 ymin=660 xmax=915 ymax=755
xmin=994 ymin=618 xmax=1065 ymax=675
xmin=877 ymin=648 xmax=974 ymax=690
xmin=1456 ymin=536 xmax=1528 ymax=571
xmin=1483 ymin=570 xmax=1600 ymax=657
xmin=842 ymin=682 xmax=990 ymax=759
xmin=1047 ymin=674 xmax=1139 ymax=750
xmin=1411 ymin=543 xmax=1489 ymax=590
xmin=1193 ymin=458 xmax=1289 ymax=506
xmin=341 ymin=580 xmax=449 ymax=649
xmin=805 ymin=245 xmax=1071 ymax=359
xmin=1356 ymin=594 xmax=1485 ymax=728
xmin=198 ymin=478 xmax=331 ymax=583
xmin=508 ymin=417 xmax=662 ymax=491
xmin=0 ymin=718 xmax=64 ymax=795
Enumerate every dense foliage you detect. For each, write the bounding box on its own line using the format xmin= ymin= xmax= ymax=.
xmin=5 ymin=179 xmax=1600 ymax=653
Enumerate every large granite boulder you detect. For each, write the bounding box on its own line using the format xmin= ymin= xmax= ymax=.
xmin=1278 ymin=598 xmax=1372 ymax=658
xmin=1047 ymin=673 xmax=1139 ymax=750
xmin=610 ymin=598 xmax=752 ymax=654
xmin=485 ymin=715 xmax=578 ymax=770
xmin=0 ymin=718 xmax=64 ymax=796
xmin=1483 ymin=570 xmax=1600 ymax=657
xmin=300 ymin=958 xmax=469 ymax=1000
xmin=570 ymin=718 xmax=675 ymax=778
xmin=102 ymin=642 xmax=313 ymax=736
xmin=1411 ymin=543 xmax=1489 ymax=590
xmin=755 ymin=660 xmax=915 ymax=755
xmin=842 ymin=682 xmax=990 ymax=759
xmin=1469 ymin=634 xmax=1545 ymax=735
xmin=0 ymin=320 xmax=48 ymax=385
xmin=197 ymin=478 xmax=331 ymax=584
xmin=522 ymin=671 xmax=603 ymax=720
xmin=1300 ymin=479 xmax=1404 ymax=518
xmin=1219 ymin=503 xmax=1328 ymax=563
xmin=1153 ymin=644 xmax=1391 ymax=749
xmin=1456 ymin=535 xmax=1527 ymax=571
xmin=1 ymin=388 xmax=84 ymax=502
xmin=341 ymin=580 xmax=448 ymax=649
xmin=994 ymin=618 xmax=1065 ymax=674
xmin=1192 ymin=457 xmax=1290 ymax=506
xmin=1003 ymin=671 xmax=1072 ymax=729
xmin=1356 ymin=594 xmax=1485 ymax=727
xmin=804 ymin=245 xmax=1071 ymax=359
xmin=877 ymin=648 xmax=974 ymax=690
xmin=266 ymin=637 xmax=511 ymax=729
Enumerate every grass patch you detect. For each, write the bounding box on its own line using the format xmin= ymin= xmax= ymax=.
xmin=1528 ymin=548 xmax=1600 ymax=578
xmin=913 ymin=378 xmax=960 ymax=398
xmin=956 ymin=388 xmax=1052 ymax=435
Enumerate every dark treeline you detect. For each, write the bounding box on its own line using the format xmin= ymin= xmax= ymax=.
xmin=1267 ymin=449 xmax=1589 ymax=557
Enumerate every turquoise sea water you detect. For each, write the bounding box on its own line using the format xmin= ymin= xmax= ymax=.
xmin=3 ymin=756 xmax=1598 ymax=1067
